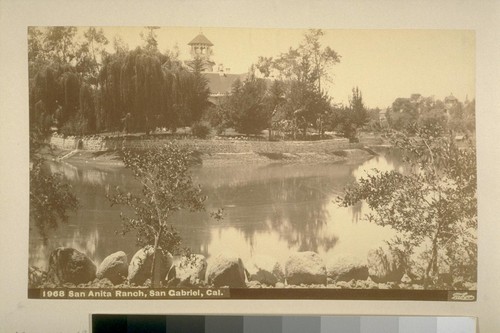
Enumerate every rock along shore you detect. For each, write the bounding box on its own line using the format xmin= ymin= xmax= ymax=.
xmin=29 ymin=246 xmax=476 ymax=291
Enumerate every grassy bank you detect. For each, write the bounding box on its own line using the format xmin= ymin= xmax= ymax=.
xmin=47 ymin=143 xmax=374 ymax=167
xmin=44 ymin=130 xmax=388 ymax=166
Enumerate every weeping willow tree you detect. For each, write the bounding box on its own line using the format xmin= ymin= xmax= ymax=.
xmin=30 ymin=65 xmax=77 ymax=130
xmin=131 ymin=52 xmax=164 ymax=133
xmin=79 ymin=83 xmax=97 ymax=133
xmin=121 ymin=48 xmax=167 ymax=133
xmin=59 ymin=70 xmax=80 ymax=124
xmin=30 ymin=65 xmax=58 ymax=129
xmin=171 ymin=67 xmax=195 ymax=127
xmin=100 ymin=48 xmax=170 ymax=133
xmin=161 ymin=66 xmax=181 ymax=131
xmin=99 ymin=47 xmax=211 ymax=134
xmin=29 ymin=63 xmax=99 ymax=135
xmin=99 ymin=53 xmax=125 ymax=132
xmin=30 ymin=37 xmax=212 ymax=135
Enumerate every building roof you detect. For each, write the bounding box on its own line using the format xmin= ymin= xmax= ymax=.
xmin=204 ymin=72 xmax=248 ymax=95
xmin=188 ymin=33 xmax=214 ymax=46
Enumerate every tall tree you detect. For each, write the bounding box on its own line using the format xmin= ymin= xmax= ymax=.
xmin=28 ymin=27 xmax=49 ymax=79
xmin=79 ymin=83 xmax=97 ymax=133
xmin=227 ymin=75 xmax=268 ymax=135
xmin=112 ymin=35 xmax=129 ymax=55
xmin=99 ymin=52 xmax=126 ymax=131
xmin=349 ymin=86 xmax=369 ymax=129
xmin=254 ymin=29 xmax=340 ymax=139
xmin=186 ymin=56 xmax=211 ymax=124
xmin=99 ymin=47 xmax=209 ymax=134
xmin=387 ymin=97 xmax=419 ymax=132
xmin=257 ymin=29 xmax=340 ymax=92
xmin=300 ymin=29 xmax=341 ymax=91
xmin=76 ymin=27 xmax=109 ymax=85
xmin=43 ymin=27 xmax=78 ymax=64
xmin=332 ymin=87 xmax=369 ymax=141
xmin=141 ymin=26 xmax=160 ymax=53
xmin=288 ymin=79 xmax=331 ymax=138
xmin=118 ymin=48 xmax=164 ymax=133
xmin=264 ymin=80 xmax=286 ymax=140
xmin=30 ymin=64 xmax=82 ymax=132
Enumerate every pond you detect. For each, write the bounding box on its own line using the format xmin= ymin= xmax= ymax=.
xmin=29 ymin=147 xmax=405 ymax=269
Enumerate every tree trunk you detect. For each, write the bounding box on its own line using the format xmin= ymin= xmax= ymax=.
xmin=150 ymin=232 xmax=161 ymax=288
xmin=424 ymin=235 xmax=439 ymax=289
xmin=319 ymin=117 xmax=323 ymax=140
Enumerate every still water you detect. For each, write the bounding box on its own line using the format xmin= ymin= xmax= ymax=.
xmin=29 ymin=148 xmax=405 ymax=269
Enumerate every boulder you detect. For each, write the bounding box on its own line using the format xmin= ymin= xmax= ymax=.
xmin=128 ymin=246 xmax=173 ymax=286
xmin=206 ymin=253 xmax=246 ymax=288
xmin=363 ymin=276 xmax=378 ymax=289
xmin=336 ymin=281 xmax=352 ymax=289
xmin=366 ymin=246 xmax=405 ymax=283
xmin=47 ymin=247 xmax=96 ymax=285
xmin=275 ymin=282 xmax=285 ymax=288
xmin=326 ymin=255 xmax=369 ymax=282
xmin=245 ymin=255 xmax=284 ymax=286
xmin=28 ymin=266 xmax=46 ymax=287
xmin=400 ymin=273 xmax=412 ymax=284
xmin=284 ymin=251 xmax=327 ymax=286
xmin=175 ymin=254 xmax=207 ymax=285
xmin=93 ymin=278 xmax=115 ymax=288
xmin=247 ymin=280 xmax=262 ymax=288
xmin=96 ymin=251 xmax=128 ymax=285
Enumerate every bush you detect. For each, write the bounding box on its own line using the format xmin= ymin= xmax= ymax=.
xmin=191 ymin=122 xmax=211 ymax=139
xmin=107 ymin=143 xmax=207 ymax=287
xmin=339 ymin=126 xmax=477 ymax=288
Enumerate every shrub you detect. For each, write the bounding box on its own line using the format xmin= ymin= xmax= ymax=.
xmin=191 ymin=122 xmax=211 ymax=139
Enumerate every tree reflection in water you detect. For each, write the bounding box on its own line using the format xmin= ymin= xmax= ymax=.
xmin=30 ymin=152 xmax=403 ymax=268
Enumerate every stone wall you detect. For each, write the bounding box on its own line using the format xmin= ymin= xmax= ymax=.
xmin=49 ymin=134 xmax=363 ymax=154
xmin=49 ymin=135 xmax=80 ymax=150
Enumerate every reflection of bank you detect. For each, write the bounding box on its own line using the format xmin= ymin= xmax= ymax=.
xmin=29 ymin=150 xmax=402 ymax=282
xmin=179 ymin=156 xmax=401 ymax=269
xmin=48 ymin=161 xmax=113 ymax=186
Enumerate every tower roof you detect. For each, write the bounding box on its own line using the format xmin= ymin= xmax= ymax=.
xmin=188 ymin=33 xmax=213 ymax=46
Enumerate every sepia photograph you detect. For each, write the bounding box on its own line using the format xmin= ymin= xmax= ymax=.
xmin=27 ymin=26 xmax=477 ymax=300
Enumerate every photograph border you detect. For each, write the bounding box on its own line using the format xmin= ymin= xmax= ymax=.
xmin=1 ymin=1 xmax=499 ymax=332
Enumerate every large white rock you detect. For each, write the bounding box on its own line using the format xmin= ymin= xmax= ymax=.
xmin=175 ymin=254 xmax=207 ymax=285
xmin=128 ymin=246 xmax=173 ymax=286
xmin=245 ymin=255 xmax=284 ymax=286
xmin=326 ymin=255 xmax=369 ymax=282
xmin=206 ymin=253 xmax=246 ymax=288
xmin=96 ymin=251 xmax=128 ymax=285
xmin=284 ymin=251 xmax=327 ymax=285
xmin=47 ymin=247 xmax=96 ymax=285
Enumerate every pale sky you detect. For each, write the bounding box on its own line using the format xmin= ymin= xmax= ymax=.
xmin=82 ymin=27 xmax=475 ymax=109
